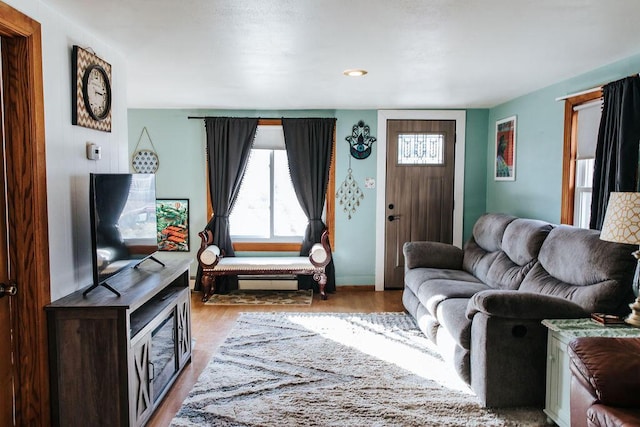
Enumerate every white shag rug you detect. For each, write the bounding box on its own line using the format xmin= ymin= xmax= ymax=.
xmin=171 ymin=312 xmax=551 ymax=427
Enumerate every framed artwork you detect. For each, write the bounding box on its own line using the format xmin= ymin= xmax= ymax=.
xmin=156 ymin=199 xmax=189 ymax=252
xmin=495 ymin=116 xmax=516 ymax=181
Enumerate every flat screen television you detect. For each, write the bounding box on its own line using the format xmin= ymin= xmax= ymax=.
xmin=84 ymin=173 xmax=163 ymax=297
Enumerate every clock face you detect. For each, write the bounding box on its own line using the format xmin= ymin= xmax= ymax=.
xmin=83 ymin=65 xmax=111 ymax=121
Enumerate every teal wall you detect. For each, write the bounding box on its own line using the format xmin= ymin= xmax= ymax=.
xmin=129 ymin=51 xmax=640 ymax=284
xmin=486 ymin=52 xmax=640 ymax=223
xmin=128 ymin=108 xmax=488 ymax=284
xmin=463 ymin=109 xmax=490 ymax=239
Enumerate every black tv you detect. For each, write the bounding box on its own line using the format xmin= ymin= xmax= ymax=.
xmin=84 ymin=173 xmax=163 ymax=297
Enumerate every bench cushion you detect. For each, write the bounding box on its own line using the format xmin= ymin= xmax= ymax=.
xmin=210 ymin=256 xmax=316 ymax=272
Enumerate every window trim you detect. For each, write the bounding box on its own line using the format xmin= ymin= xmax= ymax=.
xmin=206 ymin=118 xmax=336 ymax=251
xmin=561 ymin=90 xmax=602 ymax=225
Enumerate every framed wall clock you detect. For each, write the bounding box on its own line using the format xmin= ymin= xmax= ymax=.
xmin=72 ymin=45 xmax=112 ymax=132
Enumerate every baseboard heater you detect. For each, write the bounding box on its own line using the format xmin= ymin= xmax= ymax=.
xmin=238 ymin=274 xmax=298 ymax=290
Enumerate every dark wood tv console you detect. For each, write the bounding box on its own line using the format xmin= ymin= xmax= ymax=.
xmin=46 ymin=258 xmax=192 ymax=427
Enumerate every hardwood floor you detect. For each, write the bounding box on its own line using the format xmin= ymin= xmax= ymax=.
xmin=147 ymin=287 xmax=405 ymax=426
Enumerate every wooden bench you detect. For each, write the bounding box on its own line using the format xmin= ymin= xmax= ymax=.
xmin=197 ymin=229 xmax=332 ymax=302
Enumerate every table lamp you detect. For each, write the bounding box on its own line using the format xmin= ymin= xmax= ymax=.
xmin=599 ymin=192 xmax=640 ymax=327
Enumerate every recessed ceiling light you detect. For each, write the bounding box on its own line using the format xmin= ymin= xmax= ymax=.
xmin=343 ymin=69 xmax=368 ymax=77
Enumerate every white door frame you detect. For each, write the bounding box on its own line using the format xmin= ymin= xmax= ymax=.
xmin=375 ymin=110 xmax=466 ymax=291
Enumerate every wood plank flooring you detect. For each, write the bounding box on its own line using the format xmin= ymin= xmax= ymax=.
xmin=147 ymin=287 xmax=405 ymax=426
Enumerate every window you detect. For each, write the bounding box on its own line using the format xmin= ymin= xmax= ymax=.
xmin=561 ymin=92 xmax=603 ymax=227
xmin=205 ymin=119 xmax=336 ymax=252
xmin=229 ymin=135 xmax=308 ymax=240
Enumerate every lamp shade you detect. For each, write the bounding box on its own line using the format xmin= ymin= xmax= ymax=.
xmin=600 ymin=192 xmax=640 ymax=244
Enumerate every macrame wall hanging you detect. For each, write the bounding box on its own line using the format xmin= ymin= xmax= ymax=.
xmin=131 ymin=126 xmax=159 ymax=173
xmin=337 ymin=120 xmax=376 ymax=219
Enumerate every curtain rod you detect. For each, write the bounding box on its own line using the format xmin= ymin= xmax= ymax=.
xmin=555 ymin=73 xmax=640 ymax=101
xmin=555 ymin=86 xmax=601 ymax=101
xmin=188 ymin=116 xmax=284 ymax=126
xmin=187 ymin=116 xmax=282 ymax=120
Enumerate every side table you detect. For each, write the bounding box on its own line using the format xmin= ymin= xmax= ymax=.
xmin=542 ymin=318 xmax=640 ymax=427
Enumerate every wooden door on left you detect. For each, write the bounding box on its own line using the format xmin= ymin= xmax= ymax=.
xmin=0 ymin=3 xmax=51 ymax=426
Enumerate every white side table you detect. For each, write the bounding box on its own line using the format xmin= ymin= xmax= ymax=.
xmin=542 ymin=318 xmax=640 ymax=427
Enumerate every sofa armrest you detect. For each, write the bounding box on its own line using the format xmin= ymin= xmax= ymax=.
xmin=402 ymin=241 xmax=463 ymax=270
xmin=569 ymin=337 xmax=640 ymax=407
xmin=466 ymin=290 xmax=587 ymax=320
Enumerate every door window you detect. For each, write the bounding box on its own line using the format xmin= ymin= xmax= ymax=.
xmin=397 ymin=133 xmax=445 ymax=165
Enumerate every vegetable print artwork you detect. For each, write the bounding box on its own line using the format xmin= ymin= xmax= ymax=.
xmin=157 ymin=199 xmax=189 ymax=251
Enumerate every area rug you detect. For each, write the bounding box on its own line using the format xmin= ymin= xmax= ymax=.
xmin=171 ymin=312 xmax=551 ymax=426
xmin=204 ymin=289 xmax=313 ymax=306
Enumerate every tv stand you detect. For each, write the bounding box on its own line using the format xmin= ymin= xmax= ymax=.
xmin=47 ymin=258 xmax=191 ymax=427
xmin=82 ymin=280 xmax=121 ymax=297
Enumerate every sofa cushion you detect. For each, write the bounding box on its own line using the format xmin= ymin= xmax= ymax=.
xmin=519 ymin=225 xmax=636 ymax=314
xmin=436 ymin=298 xmax=472 ymax=349
xmin=415 ymin=279 xmax=489 ymax=317
xmin=469 ymin=213 xmax=517 ymax=252
xmin=501 ymin=218 xmax=553 ymax=266
xmin=462 ymin=214 xmax=515 ymax=280
xmin=404 ymin=268 xmax=480 ymax=295
xmin=485 ymin=252 xmax=536 ymax=290
xmin=464 ymin=217 xmax=552 ymax=290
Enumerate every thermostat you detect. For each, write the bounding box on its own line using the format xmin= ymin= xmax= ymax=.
xmin=86 ymin=142 xmax=102 ymax=160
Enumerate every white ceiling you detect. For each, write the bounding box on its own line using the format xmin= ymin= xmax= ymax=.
xmin=42 ymin=0 xmax=640 ymax=110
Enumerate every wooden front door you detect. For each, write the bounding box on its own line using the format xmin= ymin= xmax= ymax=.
xmin=384 ymin=120 xmax=456 ymax=289
xmin=0 ymin=3 xmax=51 ymax=426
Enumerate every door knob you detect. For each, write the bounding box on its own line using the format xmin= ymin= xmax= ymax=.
xmin=388 ymin=215 xmax=401 ymax=222
xmin=0 ymin=282 xmax=17 ymax=298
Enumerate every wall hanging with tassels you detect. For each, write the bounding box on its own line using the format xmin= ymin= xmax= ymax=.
xmin=337 ymin=120 xmax=376 ymax=219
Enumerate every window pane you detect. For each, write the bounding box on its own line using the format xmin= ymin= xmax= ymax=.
xmin=273 ymin=150 xmax=307 ymax=237
xmin=397 ymin=133 xmax=444 ymax=165
xmin=573 ymin=158 xmax=594 ymax=229
xmin=575 ymin=190 xmax=592 ymax=229
xmin=230 ymin=150 xmax=271 ymax=238
xmin=576 ymin=158 xmax=595 ymax=187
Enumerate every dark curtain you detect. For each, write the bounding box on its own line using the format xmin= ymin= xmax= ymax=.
xmin=95 ymin=174 xmax=131 ymax=259
xmin=282 ymin=118 xmax=336 ymax=292
xmin=590 ymin=76 xmax=640 ymax=229
xmin=195 ymin=117 xmax=258 ymax=293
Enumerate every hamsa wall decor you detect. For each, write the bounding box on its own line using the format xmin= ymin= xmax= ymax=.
xmin=346 ymin=120 xmax=376 ymax=160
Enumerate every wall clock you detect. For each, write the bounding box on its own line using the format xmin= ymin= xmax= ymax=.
xmin=72 ymin=45 xmax=112 ymax=132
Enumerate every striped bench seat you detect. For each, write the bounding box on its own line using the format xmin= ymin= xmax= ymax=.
xmin=197 ymin=229 xmax=331 ymax=302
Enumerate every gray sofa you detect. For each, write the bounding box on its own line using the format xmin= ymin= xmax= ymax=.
xmin=402 ymin=213 xmax=636 ymax=408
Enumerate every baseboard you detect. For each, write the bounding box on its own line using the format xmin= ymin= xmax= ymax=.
xmin=336 ymin=285 xmax=376 ymax=291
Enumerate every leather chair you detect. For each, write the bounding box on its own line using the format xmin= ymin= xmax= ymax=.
xmin=568 ymin=336 xmax=640 ymax=427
